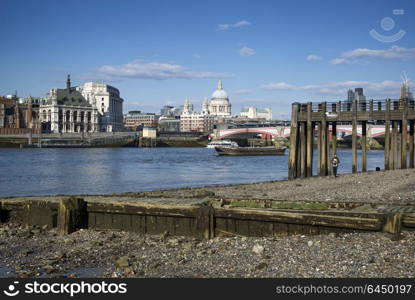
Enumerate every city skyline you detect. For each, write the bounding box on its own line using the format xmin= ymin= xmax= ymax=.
xmin=1 ymin=0 xmax=415 ymax=119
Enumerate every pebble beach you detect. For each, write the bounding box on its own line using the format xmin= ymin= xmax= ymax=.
xmin=1 ymin=168 xmax=415 ymax=278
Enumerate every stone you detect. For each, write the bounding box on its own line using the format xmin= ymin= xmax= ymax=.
xmin=115 ymin=256 xmax=130 ymax=268
xmin=307 ymin=241 xmax=313 ymax=247
xmin=252 ymin=244 xmax=264 ymax=255
xmin=255 ymin=262 xmax=268 ymax=271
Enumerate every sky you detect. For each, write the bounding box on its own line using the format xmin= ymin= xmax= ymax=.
xmin=1 ymin=0 xmax=415 ymax=119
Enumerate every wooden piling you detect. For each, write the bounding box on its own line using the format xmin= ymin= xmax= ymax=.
xmin=288 ymin=103 xmax=300 ymax=179
xmin=317 ymin=122 xmax=321 ymax=176
xmin=385 ymin=100 xmax=391 ymax=170
xmin=410 ymin=119 xmax=414 ymax=168
xmin=383 ymin=213 xmax=402 ymax=235
xmin=401 ymin=99 xmax=408 ymax=169
xmin=306 ymin=103 xmax=313 ymax=177
xmin=332 ymin=122 xmax=337 ymax=156
xmin=321 ymin=102 xmax=328 ymax=176
xmin=391 ymin=121 xmax=397 ymax=170
xmin=58 ymin=197 xmax=87 ymax=235
xmin=361 ymin=121 xmax=367 ymax=172
xmin=300 ymin=122 xmax=306 ymax=178
xmin=352 ymin=100 xmax=357 ymax=174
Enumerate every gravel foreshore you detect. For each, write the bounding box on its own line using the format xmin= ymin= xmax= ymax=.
xmin=1 ymin=168 xmax=415 ymax=278
xmin=0 ymin=223 xmax=414 ymax=278
xmin=133 ymin=168 xmax=415 ymax=204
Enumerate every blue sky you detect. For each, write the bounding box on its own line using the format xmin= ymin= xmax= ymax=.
xmin=1 ymin=0 xmax=415 ymax=119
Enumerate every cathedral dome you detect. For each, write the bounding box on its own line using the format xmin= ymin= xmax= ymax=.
xmin=211 ymin=80 xmax=228 ymax=101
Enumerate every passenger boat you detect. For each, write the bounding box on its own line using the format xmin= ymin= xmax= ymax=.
xmin=206 ymin=140 xmax=238 ymax=149
xmin=215 ymin=146 xmax=286 ymax=156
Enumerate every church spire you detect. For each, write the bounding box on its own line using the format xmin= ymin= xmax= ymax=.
xmin=67 ymin=74 xmax=71 ymax=90
xmin=217 ymin=80 xmax=223 ymax=90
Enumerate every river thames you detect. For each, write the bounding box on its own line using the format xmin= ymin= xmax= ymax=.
xmin=0 ymin=147 xmax=385 ymax=197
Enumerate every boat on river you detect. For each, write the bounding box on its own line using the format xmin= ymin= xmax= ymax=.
xmin=206 ymin=140 xmax=238 ymax=149
xmin=215 ymin=146 xmax=286 ymax=156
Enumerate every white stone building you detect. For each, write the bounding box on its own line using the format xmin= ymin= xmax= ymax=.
xmin=78 ymin=82 xmax=124 ymax=132
xmin=180 ymin=99 xmax=214 ymax=133
xmin=208 ymin=80 xmax=231 ymax=117
xmin=240 ymin=107 xmax=273 ymax=120
xmin=39 ymin=76 xmax=99 ymax=133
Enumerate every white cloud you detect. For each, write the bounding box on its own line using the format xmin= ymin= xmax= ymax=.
xmin=306 ymin=55 xmax=322 ymax=61
xmin=331 ymin=46 xmax=415 ymax=64
xmin=217 ymin=20 xmax=251 ymax=31
xmin=233 ymin=89 xmax=253 ymax=95
xmin=86 ymin=59 xmax=232 ymax=81
xmin=192 ymin=54 xmax=201 ymax=59
xmin=261 ymin=80 xmax=410 ymax=97
xmin=239 ymin=46 xmax=256 ymax=57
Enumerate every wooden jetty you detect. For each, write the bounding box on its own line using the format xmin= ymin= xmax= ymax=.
xmin=288 ymin=98 xmax=415 ymax=179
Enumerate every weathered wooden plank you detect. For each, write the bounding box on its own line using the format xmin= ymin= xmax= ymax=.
xmin=57 ymin=197 xmax=87 ymax=235
xmin=112 ymin=214 xmax=132 ymax=231
xmin=236 ymin=219 xmax=250 ymax=236
xmin=361 ymin=121 xmax=367 ymax=172
xmin=288 ymin=103 xmax=300 ymax=179
xmin=215 ymin=208 xmax=382 ymax=231
xmin=306 ymin=103 xmax=314 ymax=177
xmin=87 ymin=202 xmax=198 ymax=218
xmin=300 ymin=122 xmax=306 ymax=178
xmin=24 ymin=200 xmax=57 ymax=228
xmin=401 ymin=99 xmax=408 ymax=169
xmin=391 ymin=121 xmax=398 ymax=170
xmin=352 ymin=100 xmax=357 ymax=174
xmin=146 ymin=215 xmax=158 ymax=234
xmin=131 ymin=215 xmax=146 ymax=234
xmin=410 ymin=120 xmax=414 ymax=168
xmin=321 ymin=102 xmax=328 ymax=176
xmin=385 ymin=101 xmax=391 ymax=170
xmin=383 ymin=213 xmax=402 ymax=234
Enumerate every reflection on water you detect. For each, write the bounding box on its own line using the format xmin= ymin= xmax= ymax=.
xmin=0 ymin=147 xmax=385 ymax=197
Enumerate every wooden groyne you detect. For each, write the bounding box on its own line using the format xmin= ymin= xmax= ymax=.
xmin=1 ymin=197 xmax=414 ymax=238
xmin=289 ymin=98 xmax=415 ymax=179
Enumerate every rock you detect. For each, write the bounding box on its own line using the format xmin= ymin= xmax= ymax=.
xmin=182 ymin=242 xmax=193 ymax=251
xmin=255 ymin=262 xmax=268 ymax=271
xmin=168 ymin=238 xmax=179 ymax=246
xmin=115 ymin=256 xmax=130 ymax=268
xmin=328 ymin=232 xmax=337 ymax=238
xmin=252 ymin=244 xmax=264 ymax=255
xmin=42 ymin=225 xmax=49 ymax=230
xmin=307 ymin=241 xmax=313 ymax=247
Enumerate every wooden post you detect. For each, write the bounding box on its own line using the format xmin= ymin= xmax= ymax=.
xmin=58 ymin=197 xmax=87 ymax=235
xmin=306 ymin=103 xmax=313 ymax=177
xmin=300 ymin=122 xmax=306 ymax=178
xmin=321 ymin=102 xmax=328 ymax=176
xmin=383 ymin=213 xmax=402 ymax=235
xmin=352 ymin=100 xmax=358 ymax=174
xmin=391 ymin=121 xmax=397 ymax=170
xmin=332 ymin=122 xmax=337 ymax=156
xmin=361 ymin=121 xmax=367 ymax=172
xmin=288 ymin=103 xmax=300 ymax=180
xmin=317 ymin=122 xmax=321 ymax=176
xmin=385 ymin=100 xmax=391 ymax=170
xmin=196 ymin=203 xmax=214 ymax=239
xmin=401 ymin=99 xmax=408 ymax=169
xmin=410 ymin=119 xmax=414 ymax=168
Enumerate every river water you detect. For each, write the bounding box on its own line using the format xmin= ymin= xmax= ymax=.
xmin=0 ymin=147 xmax=385 ymax=197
